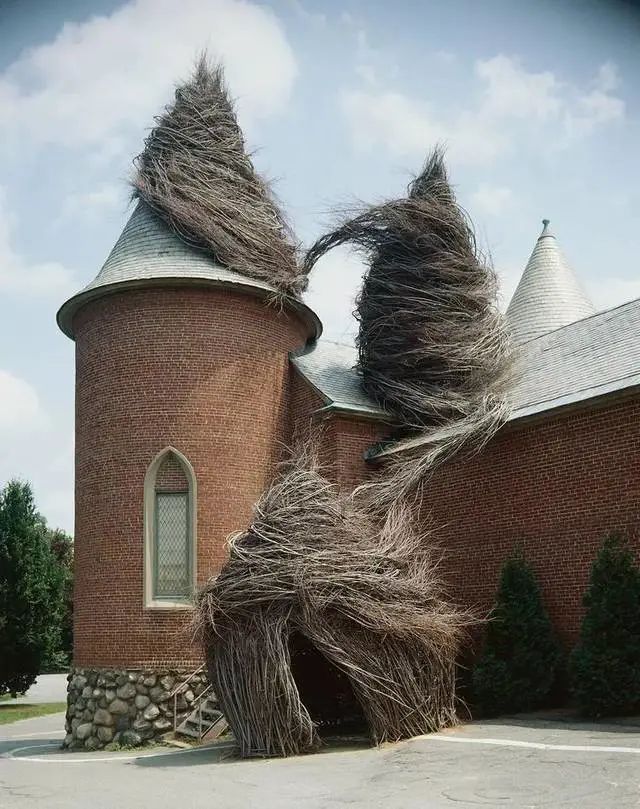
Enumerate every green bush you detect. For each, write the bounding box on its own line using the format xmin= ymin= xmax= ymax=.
xmin=571 ymin=534 xmax=640 ymax=717
xmin=472 ymin=551 xmax=562 ymax=716
xmin=0 ymin=481 xmax=66 ymax=696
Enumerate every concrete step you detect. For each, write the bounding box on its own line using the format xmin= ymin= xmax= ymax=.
xmin=175 ymin=699 xmax=227 ymax=742
xmin=177 ymin=714 xmax=228 ymax=740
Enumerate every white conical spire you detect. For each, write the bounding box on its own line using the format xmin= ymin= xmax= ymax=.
xmin=506 ymin=219 xmax=595 ymax=343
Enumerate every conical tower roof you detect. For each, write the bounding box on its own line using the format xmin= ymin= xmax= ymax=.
xmin=506 ymin=220 xmax=595 ymax=344
xmin=57 ymin=201 xmax=321 ymax=339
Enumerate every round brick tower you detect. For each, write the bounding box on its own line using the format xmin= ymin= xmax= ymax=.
xmin=57 ymin=202 xmax=321 ymax=748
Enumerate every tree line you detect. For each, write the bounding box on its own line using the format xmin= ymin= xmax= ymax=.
xmin=0 ymin=480 xmax=73 ymax=697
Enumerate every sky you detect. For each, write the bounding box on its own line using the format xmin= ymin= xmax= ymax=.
xmin=0 ymin=0 xmax=638 ymax=532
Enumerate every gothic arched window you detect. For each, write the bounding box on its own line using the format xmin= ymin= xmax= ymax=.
xmin=144 ymin=448 xmax=196 ymax=607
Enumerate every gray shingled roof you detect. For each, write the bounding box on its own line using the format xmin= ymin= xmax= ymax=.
xmin=292 ymin=341 xmax=386 ymax=418
xmin=293 ymin=296 xmax=640 ymax=424
xmin=510 ymin=297 xmax=640 ymax=419
xmin=57 ymin=201 xmax=321 ymax=339
xmin=506 ymin=220 xmax=595 ymax=344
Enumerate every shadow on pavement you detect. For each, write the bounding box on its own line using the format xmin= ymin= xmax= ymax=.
xmin=478 ymin=710 xmax=640 ymax=735
xmin=0 ymin=738 xmax=62 ymax=756
xmin=135 ymin=742 xmax=239 ymax=768
xmin=135 ymin=735 xmax=372 ymax=768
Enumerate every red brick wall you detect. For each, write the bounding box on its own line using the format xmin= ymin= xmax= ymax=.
xmin=288 ymin=367 xmax=326 ymax=442
xmin=298 ymin=381 xmax=640 ymax=651
xmin=155 ymin=453 xmax=188 ymax=491
xmin=288 ymin=368 xmax=388 ymax=486
xmin=73 ymin=286 xmax=311 ymax=669
xmin=420 ymin=397 xmax=640 ymax=649
xmin=327 ymin=416 xmax=387 ymax=489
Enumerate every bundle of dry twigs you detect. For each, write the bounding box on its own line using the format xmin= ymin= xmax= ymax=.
xmin=133 ymin=57 xmax=306 ymax=296
xmin=195 ymin=445 xmax=472 ymax=758
xmin=304 ymin=148 xmax=513 ymax=504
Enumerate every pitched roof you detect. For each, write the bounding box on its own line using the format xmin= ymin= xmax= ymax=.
xmin=293 ymin=296 xmax=640 ymax=424
xmin=510 ymin=296 xmax=640 ymax=419
xmin=57 ymin=201 xmax=321 ymax=339
xmin=506 ymin=220 xmax=595 ymax=343
xmin=292 ymin=341 xmax=385 ymax=418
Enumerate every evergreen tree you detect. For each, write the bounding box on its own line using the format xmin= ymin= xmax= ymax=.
xmin=472 ymin=551 xmax=562 ymax=716
xmin=43 ymin=528 xmax=74 ymax=670
xmin=0 ymin=481 xmax=64 ymax=696
xmin=571 ymin=534 xmax=640 ymax=717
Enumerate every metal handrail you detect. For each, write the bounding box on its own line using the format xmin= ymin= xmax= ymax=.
xmin=195 ymin=683 xmax=213 ymax=741
xmin=168 ymin=663 xmax=205 ymax=700
xmin=171 ymin=665 xmax=214 ymax=735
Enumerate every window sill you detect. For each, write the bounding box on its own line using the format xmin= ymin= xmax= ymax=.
xmin=144 ymin=600 xmax=195 ymax=611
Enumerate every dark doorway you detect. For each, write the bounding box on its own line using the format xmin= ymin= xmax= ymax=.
xmin=289 ymin=632 xmax=368 ymax=736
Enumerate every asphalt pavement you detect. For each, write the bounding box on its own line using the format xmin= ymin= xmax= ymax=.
xmin=1 ymin=710 xmax=639 ymax=808
xmin=2 ymin=674 xmax=68 ymax=705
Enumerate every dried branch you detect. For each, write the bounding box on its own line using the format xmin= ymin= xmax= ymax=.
xmin=133 ymin=56 xmax=307 ymax=296
xmin=195 ymin=444 xmax=473 ymax=758
xmin=304 ymin=147 xmax=514 ymax=504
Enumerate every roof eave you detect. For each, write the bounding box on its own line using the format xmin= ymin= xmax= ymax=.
xmin=57 ymin=276 xmax=323 ymax=341
xmin=311 ymin=402 xmax=391 ymax=423
xmin=366 ymin=380 xmax=640 ymax=460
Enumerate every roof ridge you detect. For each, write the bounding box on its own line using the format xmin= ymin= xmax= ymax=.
xmin=524 ymin=294 xmax=640 ymax=345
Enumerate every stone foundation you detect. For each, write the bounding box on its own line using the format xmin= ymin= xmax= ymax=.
xmin=64 ymin=667 xmax=209 ymax=750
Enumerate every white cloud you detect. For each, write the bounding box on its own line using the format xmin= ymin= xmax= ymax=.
xmin=434 ymin=50 xmax=457 ymax=65
xmin=0 ymin=0 xmax=297 ymax=156
xmin=342 ymin=56 xmax=625 ymax=165
xmin=470 ymin=184 xmax=513 ymax=217
xmin=355 ymin=64 xmax=377 ymax=86
xmin=342 ymin=90 xmax=446 ymax=156
xmin=304 ymin=245 xmax=365 ymax=341
xmin=563 ymin=89 xmax=624 ymax=139
xmin=288 ymin=0 xmax=326 ymax=27
xmin=594 ymin=61 xmax=619 ymax=93
xmin=0 ymin=187 xmax=75 ymax=296
xmin=36 ymin=435 xmax=74 ymax=532
xmin=0 ymin=383 xmax=73 ymax=532
xmin=349 ymin=25 xmax=399 ymax=89
xmin=476 ymin=55 xmax=562 ymax=121
xmin=58 ymin=182 xmax=125 ymax=225
xmin=0 ymin=370 xmax=46 ymax=434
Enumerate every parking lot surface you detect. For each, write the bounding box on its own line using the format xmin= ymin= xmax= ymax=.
xmin=1 ymin=711 xmax=639 ymax=808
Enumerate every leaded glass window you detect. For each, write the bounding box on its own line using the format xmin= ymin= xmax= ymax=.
xmin=145 ymin=447 xmax=196 ymax=606
xmin=154 ymin=492 xmax=190 ymax=599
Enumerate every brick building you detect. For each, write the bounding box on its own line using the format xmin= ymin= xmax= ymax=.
xmin=57 ymin=207 xmax=640 ymax=747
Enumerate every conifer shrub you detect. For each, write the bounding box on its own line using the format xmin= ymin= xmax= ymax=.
xmin=472 ymin=551 xmax=562 ymax=716
xmin=571 ymin=534 xmax=640 ymax=717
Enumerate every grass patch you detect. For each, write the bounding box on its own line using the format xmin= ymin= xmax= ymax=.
xmin=0 ymin=702 xmax=66 ymax=724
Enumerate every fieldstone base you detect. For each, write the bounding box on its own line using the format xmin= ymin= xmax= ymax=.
xmin=63 ymin=666 xmax=210 ymax=751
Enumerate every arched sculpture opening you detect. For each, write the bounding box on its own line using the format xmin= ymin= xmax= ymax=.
xmin=196 ymin=447 xmax=471 ymax=758
xmin=288 ymin=631 xmax=366 ymax=735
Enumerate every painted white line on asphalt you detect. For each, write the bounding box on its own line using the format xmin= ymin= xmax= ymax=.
xmin=2 ymin=731 xmax=64 ymax=739
xmin=4 ymin=741 xmax=235 ymax=764
xmin=425 ymin=735 xmax=640 ymax=754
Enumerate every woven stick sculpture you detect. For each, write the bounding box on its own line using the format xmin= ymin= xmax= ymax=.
xmin=303 ymin=147 xmax=514 ymax=506
xmin=133 ymin=57 xmax=307 ymax=296
xmin=196 ymin=445 xmax=471 ymax=758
